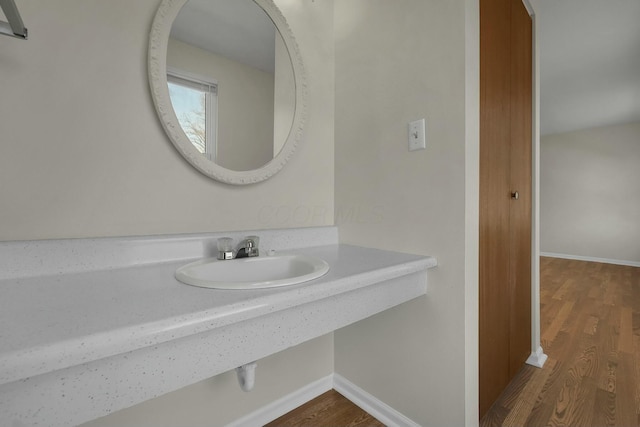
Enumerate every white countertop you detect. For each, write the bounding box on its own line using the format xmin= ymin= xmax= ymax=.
xmin=0 ymin=228 xmax=436 ymax=426
xmin=0 ymin=244 xmax=434 ymax=387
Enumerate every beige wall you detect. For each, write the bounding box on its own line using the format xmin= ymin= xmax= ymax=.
xmin=334 ymin=1 xmax=477 ymax=425
xmin=0 ymin=0 xmax=485 ymax=424
xmin=167 ymin=37 xmax=275 ymax=171
xmin=0 ymin=0 xmax=335 ymax=425
xmin=0 ymin=0 xmax=334 ymax=242
xmin=540 ymin=121 xmax=640 ymax=263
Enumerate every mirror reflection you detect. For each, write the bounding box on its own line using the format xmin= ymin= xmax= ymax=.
xmin=167 ymin=0 xmax=295 ymax=171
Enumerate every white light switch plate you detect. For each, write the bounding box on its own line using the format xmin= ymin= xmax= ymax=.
xmin=408 ymin=119 xmax=426 ymax=151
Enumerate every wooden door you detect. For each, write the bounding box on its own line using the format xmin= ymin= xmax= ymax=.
xmin=479 ymin=0 xmax=532 ymax=417
xmin=479 ymin=0 xmax=512 ymax=416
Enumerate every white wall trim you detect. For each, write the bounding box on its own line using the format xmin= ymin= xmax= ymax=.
xmin=529 ymin=2 xmax=543 ymax=386
xmin=521 ymin=0 xmax=534 ymax=16
xmin=464 ymin=0 xmax=480 ymax=425
xmin=224 ymin=375 xmax=333 ymax=427
xmin=540 ymin=252 xmax=640 ymax=268
xmin=333 ymin=374 xmax=421 ymax=427
xmin=525 ymin=345 xmax=548 ymax=368
xmin=224 ymin=373 xmax=420 ymax=427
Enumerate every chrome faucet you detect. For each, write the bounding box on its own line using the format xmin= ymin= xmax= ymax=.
xmin=235 ymin=236 xmax=259 ymax=259
xmin=217 ymin=236 xmax=260 ymax=260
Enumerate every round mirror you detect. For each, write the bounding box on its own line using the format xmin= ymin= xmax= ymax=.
xmin=149 ymin=0 xmax=307 ymax=185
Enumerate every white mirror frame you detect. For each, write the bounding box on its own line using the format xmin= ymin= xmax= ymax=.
xmin=148 ymin=0 xmax=307 ymax=185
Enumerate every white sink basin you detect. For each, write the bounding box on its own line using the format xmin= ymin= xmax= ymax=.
xmin=175 ymin=253 xmax=330 ymax=290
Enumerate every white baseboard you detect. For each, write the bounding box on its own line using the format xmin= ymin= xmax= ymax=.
xmin=333 ymin=374 xmax=421 ymax=427
xmin=224 ymin=373 xmax=419 ymax=427
xmin=540 ymin=252 xmax=640 ymax=268
xmin=224 ymin=375 xmax=333 ymax=427
xmin=525 ymin=346 xmax=548 ymax=368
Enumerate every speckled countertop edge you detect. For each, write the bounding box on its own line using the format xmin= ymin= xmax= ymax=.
xmin=0 ymin=230 xmax=436 ymax=387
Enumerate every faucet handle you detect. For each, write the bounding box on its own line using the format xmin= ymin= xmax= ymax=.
xmin=217 ymin=237 xmax=234 ymax=260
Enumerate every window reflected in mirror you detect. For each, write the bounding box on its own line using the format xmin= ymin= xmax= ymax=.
xmin=167 ymin=72 xmax=217 ymax=161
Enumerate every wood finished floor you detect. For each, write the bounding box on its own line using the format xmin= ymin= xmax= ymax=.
xmin=481 ymin=257 xmax=640 ymax=427
xmin=265 ymin=390 xmax=384 ymax=427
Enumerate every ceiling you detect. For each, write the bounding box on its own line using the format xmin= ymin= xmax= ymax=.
xmin=535 ymin=0 xmax=640 ymax=136
xmin=170 ymin=0 xmax=276 ymax=74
